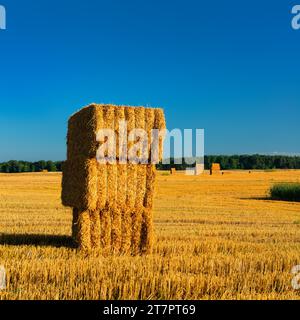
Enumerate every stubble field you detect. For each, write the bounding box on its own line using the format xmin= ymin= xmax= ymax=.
xmin=0 ymin=170 xmax=300 ymax=300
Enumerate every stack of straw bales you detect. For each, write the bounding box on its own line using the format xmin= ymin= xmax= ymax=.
xmin=62 ymin=104 xmax=166 ymax=255
xmin=210 ymin=163 xmax=221 ymax=175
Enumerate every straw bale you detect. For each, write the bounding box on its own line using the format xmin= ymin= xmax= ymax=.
xmin=111 ymin=206 xmax=122 ymax=254
xmin=211 ymin=163 xmax=221 ymax=170
xmin=144 ymin=164 xmax=156 ymax=209
xmin=96 ymin=163 xmax=107 ymax=210
xmin=72 ymin=208 xmax=79 ymax=243
xmin=133 ymin=107 xmax=147 ymax=163
xmin=114 ymin=106 xmax=126 ymax=161
xmin=131 ymin=208 xmax=143 ymax=256
xmin=62 ymin=104 xmax=166 ymax=255
xmin=140 ymin=208 xmax=153 ymax=254
xmin=61 ymin=157 xmax=98 ymax=211
xmin=100 ymin=207 xmax=111 ymax=255
xmin=126 ymin=163 xmax=137 ymax=209
xmin=67 ymin=104 xmax=98 ymax=160
xmin=90 ymin=210 xmax=101 ymax=250
xmin=77 ymin=210 xmax=91 ymax=252
xmin=210 ymin=163 xmax=221 ymax=175
xmin=154 ymin=108 xmax=166 ymax=162
xmin=144 ymin=108 xmax=155 ymax=161
xmin=120 ymin=207 xmax=132 ymax=254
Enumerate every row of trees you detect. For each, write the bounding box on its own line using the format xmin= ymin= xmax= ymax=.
xmin=0 ymin=161 xmax=62 ymax=173
xmin=158 ymin=155 xmax=300 ymax=171
xmin=205 ymin=155 xmax=300 ymax=170
xmin=1 ymin=155 xmax=300 ymax=173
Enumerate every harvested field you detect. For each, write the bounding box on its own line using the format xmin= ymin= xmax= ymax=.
xmin=1 ymin=170 xmax=300 ymax=299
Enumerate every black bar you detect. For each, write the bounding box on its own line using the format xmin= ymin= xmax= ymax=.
xmin=0 ymin=300 xmax=297 ymax=319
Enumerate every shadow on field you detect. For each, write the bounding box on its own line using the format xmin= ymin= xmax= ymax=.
xmin=241 ymin=196 xmax=300 ymax=202
xmin=0 ymin=233 xmax=75 ymax=248
xmin=240 ymin=196 xmax=271 ymax=201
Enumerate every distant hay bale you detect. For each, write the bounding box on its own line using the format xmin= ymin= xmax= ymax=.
xmin=62 ymin=104 xmax=166 ymax=255
xmin=210 ymin=163 xmax=221 ymax=175
xmin=211 ymin=163 xmax=221 ymax=170
xmin=170 ymin=168 xmax=176 ymax=175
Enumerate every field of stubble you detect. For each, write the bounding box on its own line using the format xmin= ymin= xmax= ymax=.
xmin=0 ymin=170 xmax=300 ymax=300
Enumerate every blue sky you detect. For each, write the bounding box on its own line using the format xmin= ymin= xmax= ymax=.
xmin=0 ymin=0 xmax=299 ymax=161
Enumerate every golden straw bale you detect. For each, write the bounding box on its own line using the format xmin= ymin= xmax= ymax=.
xmin=61 ymin=157 xmax=98 ymax=211
xmin=125 ymin=107 xmax=137 ymax=209
xmin=140 ymin=208 xmax=154 ymax=254
xmin=67 ymin=104 xmax=98 ymax=160
xmin=106 ymin=164 xmax=117 ymax=205
xmin=126 ymin=163 xmax=137 ymax=209
xmin=154 ymin=108 xmax=166 ymax=162
xmin=210 ymin=163 xmax=221 ymax=175
xmin=77 ymin=210 xmax=91 ymax=252
xmin=145 ymin=108 xmax=155 ymax=160
xmin=132 ymin=164 xmax=147 ymax=255
xmin=100 ymin=208 xmax=111 ymax=255
xmin=94 ymin=104 xmax=104 ymax=132
xmin=120 ymin=208 xmax=132 ymax=255
xmin=102 ymin=105 xmax=116 ymax=162
xmin=125 ymin=107 xmax=136 ymax=162
xmin=144 ymin=164 xmax=156 ymax=209
xmin=96 ymin=163 xmax=107 ymax=210
xmin=211 ymin=163 xmax=221 ymax=170
xmin=114 ymin=106 xmax=125 ymax=160
xmin=111 ymin=206 xmax=122 ymax=254
xmin=66 ymin=104 xmax=166 ymax=162
xmin=131 ymin=208 xmax=143 ymax=256
xmin=72 ymin=208 xmax=79 ymax=243
xmin=140 ymin=164 xmax=156 ymax=254
xmin=116 ymin=164 xmax=127 ymax=207
xmin=135 ymin=165 xmax=147 ymax=208
xmin=134 ymin=107 xmax=146 ymax=162
xmin=90 ymin=210 xmax=101 ymax=250
xmin=62 ymin=104 xmax=166 ymax=255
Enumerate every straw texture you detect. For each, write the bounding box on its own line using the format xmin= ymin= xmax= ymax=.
xmin=62 ymin=104 xmax=166 ymax=255
xmin=210 ymin=163 xmax=221 ymax=175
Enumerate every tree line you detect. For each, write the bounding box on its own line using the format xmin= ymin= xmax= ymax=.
xmin=0 ymin=160 xmax=62 ymax=173
xmin=158 ymin=155 xmax=300 ymax=170
xmin=1 ymin=155 xmax=300 ymax=173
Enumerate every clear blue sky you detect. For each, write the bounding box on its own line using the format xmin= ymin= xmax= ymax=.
xmin=0 ymin=0 xmax=299 ymax=161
